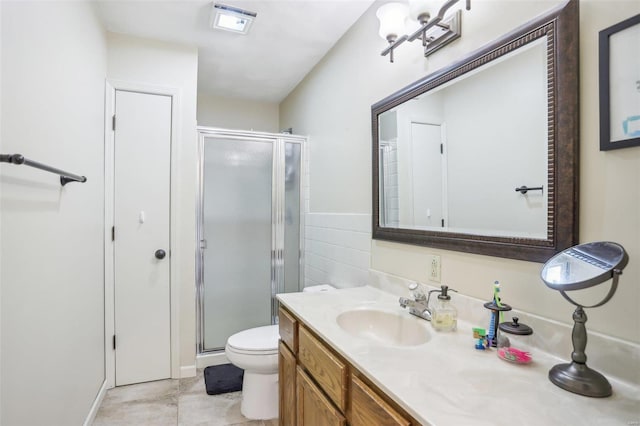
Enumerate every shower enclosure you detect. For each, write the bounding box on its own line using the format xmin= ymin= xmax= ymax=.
xmin=196 ymin=127 xmax=305 ymax=353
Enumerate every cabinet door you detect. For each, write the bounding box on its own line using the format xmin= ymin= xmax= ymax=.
xmin=296 ymin=367 xmax=346 ymax=426
xmin=279 ymin=307 xmax=298 ymax=353
xmin=351 ymin=375 xmax=411 ymax=426
xmin=279 ymin=341 xmax=296 ymax=426
xmin=298 ymin=326 xmax=348 ymax=411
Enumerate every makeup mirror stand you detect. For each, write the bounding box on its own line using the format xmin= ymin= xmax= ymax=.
xmin=541 ymin=241 xmax=628 ymax=398
xmin=550 ymin=271 xmax=622 ymax=397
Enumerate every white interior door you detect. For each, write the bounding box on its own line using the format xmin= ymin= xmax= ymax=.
xmin=411 ymin=122 xmax=446 ymax=228
xmin=114 ymin=90 xmax=172 ymax=386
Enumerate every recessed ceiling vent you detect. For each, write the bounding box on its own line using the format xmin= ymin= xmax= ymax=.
xmin=210 ymin=3 xmax=257 ymax=35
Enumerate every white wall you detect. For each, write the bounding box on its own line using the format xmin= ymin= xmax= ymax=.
xmin=1 ymin=2 xmax=107 ymax=424
xmin=197 ymin=93 xmax=280 ymax=133
xmin=106 ymin=33 xmax=199 ymax=374
xmin=281 ymin=0 xmax=640 ymax=344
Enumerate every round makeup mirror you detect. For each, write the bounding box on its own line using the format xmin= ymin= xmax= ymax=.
xmin=540 ymin=241 xmax=628 ymax=397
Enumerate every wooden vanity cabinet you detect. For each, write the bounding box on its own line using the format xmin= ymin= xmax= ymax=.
xmin=297 ymin=366 xmax=347 ymax=426
xmin=298 ymin=325 xmax=348 ymax=411
xmin=278 ymin=307 xmax=420 ymax=426
xmin=279 ymin=307 xmax=298 ymax=352
xmin=350 ymin=375 xmax=410 ymax=426
xmin=278 ymin=341 xmax=297 ymax=426
xmin=279 ymin=307 xmax=298 ymax=426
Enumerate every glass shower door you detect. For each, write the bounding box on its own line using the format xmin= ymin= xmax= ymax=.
xmin=201 ymin=136 xmax=274 ymax=351
xmin=283 ymin=142 xmax=302 ymax=294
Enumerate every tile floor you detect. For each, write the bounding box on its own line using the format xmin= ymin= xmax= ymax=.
xmin=93 ymin=369 xmax=278 ymax=426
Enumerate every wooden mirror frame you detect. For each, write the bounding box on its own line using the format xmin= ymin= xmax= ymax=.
xmin=371 ymin=0 xmax=578 ymax=263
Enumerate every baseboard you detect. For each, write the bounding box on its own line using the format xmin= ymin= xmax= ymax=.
xmin=196 ymin=351 xmax=229 ymax=369
xmin=180 ymin=364 xmax=197 ymax=378
xmin=83 ymin=379 xmax=108 ymax=426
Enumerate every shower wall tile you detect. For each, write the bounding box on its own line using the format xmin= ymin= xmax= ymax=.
xmin=305 ymin=254 xmax=369 ymax=288
xmin=306 ymin=264 xmax=330 ymax=285
xmin=305 ymin=240 xmax=370 ymax=270
xmin=304 ymin=213 xmax=371 ymax=289
xmin=306 ymin=213 xmax=370 ymax=233
xmin=305 ymin=226 xmax=370 ymax=252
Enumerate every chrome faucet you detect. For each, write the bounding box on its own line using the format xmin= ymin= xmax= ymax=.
xmin=399 ymin=282 xmax=432 ymax=321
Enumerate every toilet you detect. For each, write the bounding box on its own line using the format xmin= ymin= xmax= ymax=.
xmin=225 ymin=284 xmax=336 ymax=420
xmin=225 ymin=324 xmax=280 ymax=419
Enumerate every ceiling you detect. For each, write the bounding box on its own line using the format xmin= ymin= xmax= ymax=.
xmin=94 ymin=0 xmax=375 ymax=103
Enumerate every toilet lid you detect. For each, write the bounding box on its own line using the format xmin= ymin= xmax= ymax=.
xmin=227 ymin=324 xmax=279 ymax=352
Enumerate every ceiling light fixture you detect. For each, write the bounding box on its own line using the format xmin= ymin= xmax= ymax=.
xmin=210 ymin=3 xmax=257 ymax=35
xmin=377 ymin=0 xmax=471 ymax=63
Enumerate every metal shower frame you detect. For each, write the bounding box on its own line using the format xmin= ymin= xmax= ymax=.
xmin=195 ymin=127 xmax=307 ymax=354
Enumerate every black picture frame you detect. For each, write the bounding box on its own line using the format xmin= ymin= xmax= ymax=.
xmin=599 ymin=14 xmax=640 ymax=151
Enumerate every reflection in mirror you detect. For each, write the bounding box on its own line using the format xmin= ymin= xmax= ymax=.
xmin=541 ymin=242 xmax=628 ymax=291
xmin=379 ymin=38 xmax=548 ymax=238
xmin=372 ymin=0 xmax=579 ymax=262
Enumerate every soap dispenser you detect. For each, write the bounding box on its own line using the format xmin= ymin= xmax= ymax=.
xmin=430 ymin=285 xmax=458 ymax=332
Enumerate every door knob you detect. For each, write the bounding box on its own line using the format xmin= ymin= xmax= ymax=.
xmin=155 ymin=249 xmax=166 ymax=260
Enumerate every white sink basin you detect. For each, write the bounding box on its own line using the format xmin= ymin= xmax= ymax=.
xmin=336 ymin=308 xmax=430 ymax=346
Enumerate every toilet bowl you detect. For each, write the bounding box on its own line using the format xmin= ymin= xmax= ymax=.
xmin=225 ymin=285 xmax=336 ymax=420
xmin=225 ymin=325 xmax=279 ymax=420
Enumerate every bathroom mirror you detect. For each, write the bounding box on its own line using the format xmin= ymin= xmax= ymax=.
xmin=372 ymin=0 xmax=579 ymax=262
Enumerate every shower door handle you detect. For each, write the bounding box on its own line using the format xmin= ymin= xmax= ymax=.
xmin=155 ymin=249 xmax=166 ymax=260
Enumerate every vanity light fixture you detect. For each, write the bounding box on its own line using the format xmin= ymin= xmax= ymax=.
xmin=377 ymin=0 xmax=470 ymax=62
xmin=210 ymin=3 xmax=257 ymax=35
xmin=376 ymin=3 xmax=410 ymax=63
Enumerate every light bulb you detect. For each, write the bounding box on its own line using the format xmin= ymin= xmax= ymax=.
xmin=376 ymin=2 xmax=409 ymax=42
xmin=408 ymin=0 xmax=431 ymax=23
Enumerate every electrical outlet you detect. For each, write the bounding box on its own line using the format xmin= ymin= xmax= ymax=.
xmin=429 ymin=255 xmax=441 ymax=282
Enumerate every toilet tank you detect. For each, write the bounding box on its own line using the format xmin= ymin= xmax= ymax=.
xmin=302 ymin=284 xmax=336 ymax=293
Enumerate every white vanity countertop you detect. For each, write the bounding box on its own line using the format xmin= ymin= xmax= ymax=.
xmin=277 ymin=286 xmax=640 ymax=426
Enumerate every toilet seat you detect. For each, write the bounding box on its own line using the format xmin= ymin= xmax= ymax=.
xmin=226 ymin=346 xmax=277 ymax=356
xmin=226 ymin=324 xmax=279 ymax=355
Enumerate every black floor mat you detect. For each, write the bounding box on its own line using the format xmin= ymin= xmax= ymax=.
xmin=204 ymin=364 xmax=244 ymax=395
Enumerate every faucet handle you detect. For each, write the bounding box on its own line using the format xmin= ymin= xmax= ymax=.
xmin=408 ymin=282 xmax=426 ymax=301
